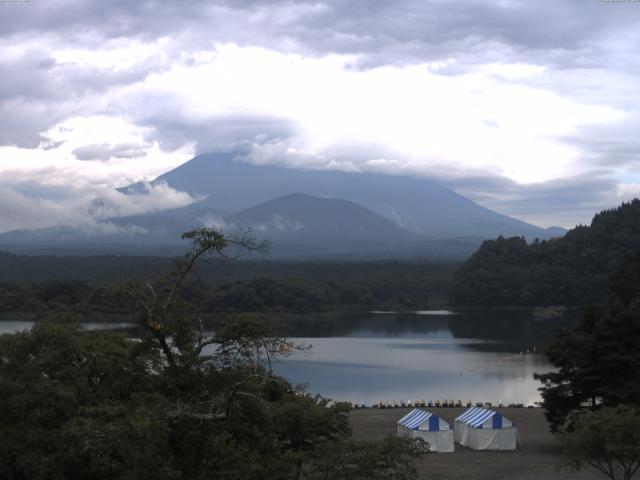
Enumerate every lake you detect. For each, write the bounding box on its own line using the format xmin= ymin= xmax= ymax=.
xmin=0 ymin=308 xmax=574 ymax=406
xmin=270 ymin=309 xmax=573 ymax=406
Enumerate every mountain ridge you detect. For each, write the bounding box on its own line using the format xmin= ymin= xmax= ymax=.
xmin=122 ymin=151 xmax=562 ymax=240
xmin=227 ymin=192 xmax=420 ymax=255
xmin=0 ymin=151 xmax=566 ymax=258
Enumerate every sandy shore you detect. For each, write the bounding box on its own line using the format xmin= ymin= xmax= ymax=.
xmin=349 ymin=407 xmax=604 ymax=480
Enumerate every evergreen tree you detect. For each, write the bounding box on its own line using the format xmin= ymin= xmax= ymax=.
xmin=535 ymin=249 xmax=640 ymax=431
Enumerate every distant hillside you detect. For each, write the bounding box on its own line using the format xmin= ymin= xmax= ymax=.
xmin=227 ymin=193 xmax=419 ymax=254
xmin=0 ymin=251 xmax=459 ymax=314
xmin=0 ymin=193 xmax=480 ymax=259
xmin=123 ymin=151 xmax=561 ymax=240
xmin=0 ymin=150 xmax=565 ymax=259
xmin=0 ymin=225 xmax=190 ymax=256
xmin=449 ymin=199 xmax=640 ymax=307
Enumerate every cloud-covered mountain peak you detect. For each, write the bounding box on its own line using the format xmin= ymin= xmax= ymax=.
xmin=145 ymin=151 xmax=561 ymax=240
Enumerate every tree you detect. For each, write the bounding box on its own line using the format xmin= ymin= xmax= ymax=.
xmin=449 ymin=199 xmax=640 ymax=307
xmin=213 ymin=314 xmax=308 ymax=372
xmin=117 ymin=227 xmax=270 ymax=368
xmin=305 ymin=437 xmax=429 ymax=480
xmin=0 ymin=228 xmax=428 ymax=479
xmin=0 ymin=317 xmax=170 ymax=480
xmin=535 ymin=250 xmax=640 ymax=431
xmin=558 ymin=406 xmax=640 ymax=480
xmin=535 ymin=300 xmax=640 ymax=431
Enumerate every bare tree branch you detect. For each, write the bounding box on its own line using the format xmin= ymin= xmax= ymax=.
xmin=114 ymin=227 xmax=269 ymax=368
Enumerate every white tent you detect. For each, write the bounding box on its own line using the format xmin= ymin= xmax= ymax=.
xmin=454 ymin=407 xmax=517 ymax=450
xmin=397 ymin=409 xmax=454 ymax=453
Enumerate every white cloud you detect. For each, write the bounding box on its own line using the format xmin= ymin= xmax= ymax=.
xmin=272 ymin=214 xmax=304 ymax=232
xmin=5 ymin=42 xmax=624 ymax=186
xmin=87 ymin=181 xmax=199 ymax=220
xmin=0 ymin=115 xmax=195 ymax=187
xmin=617 ymin=183 xmax=640 ymax=201
xmin=0 ymin=180 xmax=197 ymax=234
xmin=0 ymin=186 xmax=85 ymax=232
xmin=111 ymin=44 xmax=620 ymax=183
xmin=0 ymin=1 xmax=639 ymax=230
xmin=198 ymin=214 xmax=231 ymax=231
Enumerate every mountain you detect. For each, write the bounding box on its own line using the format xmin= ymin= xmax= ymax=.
xmin=122 ymin=151 xmax=561 ymax=240
xmin=109 ymin=201 xmax=224 ymax=239
xmin=0 ymin=194 xmax=421 ymax=257
xmin=0 ymin=151 xmax=566 ymax=258
xmin=543 ymin=226 xmax=567 ymax=237
xmin=0 ymin=225 xmax=189 ymax=256
xmin=0 ymin=198 xmax=227 ymax=256
xmin=449 ymin=199 xmax=640 ymax=307
xmin=227 ymin=193 xmax=419 ymax=255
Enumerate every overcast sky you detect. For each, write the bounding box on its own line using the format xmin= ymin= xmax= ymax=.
xmin=1 ymin=0 xmax=639 ymax=231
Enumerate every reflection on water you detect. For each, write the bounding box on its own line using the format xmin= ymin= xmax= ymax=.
xmin=283 ymin=311 xmax=453 ymax=339
xmin=0 ymin=308 xmax=578 ymax=405
xmin=273 ymin=309 xmax=578 ymax=405
xmin=411 ymin=310 xmax=458 ymax=316
xmin=0 ymin=321 xmax=137 ymax=334
xmin=275 ymin=337 xmax=550 ymax=406
xmin=0 ymin=321 xmax=34 ymax=334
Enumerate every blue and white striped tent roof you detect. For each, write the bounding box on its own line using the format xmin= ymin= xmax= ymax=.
xmin=455 ymin=407 xmax=513 ymax=429
xmin=398 ymin=409 xmax=449 ymax=431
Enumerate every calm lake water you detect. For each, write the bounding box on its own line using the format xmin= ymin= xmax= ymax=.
xmin=0 ymin=320 xmax=137 ymax=334
xmin=271 ymin=309 xmax=574 ymax=406
xmin=0 ymin=309 xmax=575 ymax=406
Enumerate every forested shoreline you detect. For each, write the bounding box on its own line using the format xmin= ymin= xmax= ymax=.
xmin=0 ymin=229 xmax=430 ymax=479
xmin=4 ymin=200 xmax=640 ymax=322
xmin=0 ymin=258 xmax=457 ymax=320
xmin=2 ymin=203 xmax=640 ymax=479
xmin=449 ymin=200 xmax=640 ymax=307
xmin=5 ymin=201 xmax=640 ymax=318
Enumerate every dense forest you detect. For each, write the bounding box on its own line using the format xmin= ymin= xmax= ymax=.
xmin=536 ymin=250 xmax=640 ymax=429
xmin=0 ymin=229 xmax=428 ymax=480
xmin=0 ymin=256 xmax=457 ymax=319
xmin=449 ymin=199 xmax=640 ymax=307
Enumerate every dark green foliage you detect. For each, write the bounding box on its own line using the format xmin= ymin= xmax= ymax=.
xmin=206 ymin=277 xmax=374 ymax=313
xmin=536 ymin=301 xmax=640 ymax=430
xmin=213 ymin=314 xmax=307 ymax=371
xmin=558 ymin=406 xmax=640 ymax=480
xmin=0 ymin=318 xmax=362 ymax=480
xmin=536 ymin=248 xmax=640 ymax=431
xmin=0 ymin=261 xmax=456 ymax=319
xmin=305 ymin=436 xmax=429 ymax=480
xmin=0 ymin=319 xmax=168 ymax=480
xmin=450 ymin=199 xmax=640 ymax=306
xmin=610 ymin=250 xmax=640 ymax=306
xmin=33 ymin=279 xmax=92 ymax=304
xmin=0 ymin=228 xmax=427 ymax=479
xmin=0 ymin=280 xmax=118 ymax=316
